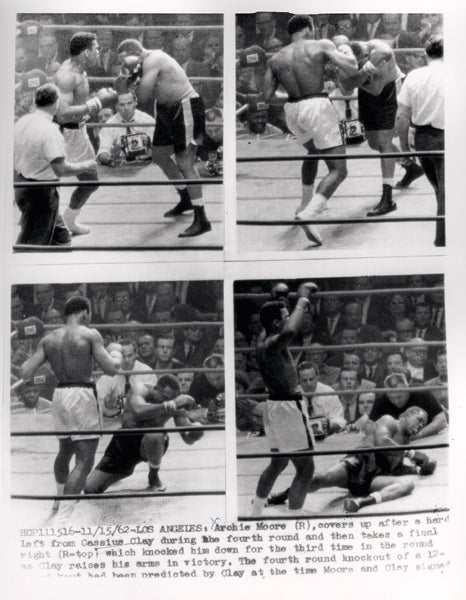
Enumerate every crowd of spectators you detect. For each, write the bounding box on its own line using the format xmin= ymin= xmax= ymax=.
xmin=236 ymin=12 xmax=443 ymax=136
xmin=15 ymin=13 xmax=223 ymax=173
xmin=234 ymin=275 xmax=448 ymax=435
xmin=11 ymin=280 xmax=224 ymax=423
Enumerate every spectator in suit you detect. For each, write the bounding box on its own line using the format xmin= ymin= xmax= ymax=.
xmin=113 ymin=286 xmax=136 ymax=322
xmin=361 ymin=346 xmax=386 ymax=386
xmin=404 ymin=338 xmax=438 ymax=384
xmin=378 ymin=13 xmax=421 ymax=48
xmin=335 ymin=14 xmax=357 ymax=40
xmin=173 ymin=305 xmax=210 ymax=367
xmin=386 ymin=351 xmax=405 ymax=374
xmin=171 ymin=36 xmax=210 ymax=99
xmin=88 ymin=283 xmax=116 ymax=323
xmin=354 ymin=14 xmax=382 ymax=40
xmin=31 ymin=284 xmax=60 ymax=320
xmin=11 ymin=292 xmax=29 ymax=321
xmin=155 ymin=335 xmax=184 ymax=370
xmin=326 ymin=327 xmax=359 ymax=368
xmin=294 ymin=343 xmax=340 ymax=387
xmin=137 ymin=333 xmax=157 ymax=369
xmin=413 ymin=302 xmax=443 ymax=360
xmin=428 ymin=283 xmax=446 ymax=334
xmin=335 ymin=368 xmax=363 ymax=426
xmin=39 ymin=33 xmax=61 ymax=76
xmin=395 ymin=317 xmax=415 ymax=343
xmin=17 ymin=20 xmax=46 ymax=71
xmin=342 ymin=301 xmax=383 ymax=342
xmin=351 ymin=276 xmax=384 ymax=326
xmin=378 ymin=293 xmax=412 ymax=333
xmin=425 ymin=350 xmax=448 ymax=416
xmin=143 ymin=29 xmax=166 ymax=51
xmin=249 ymin=12 xmax=282 ymax=49
xmin=313 ymin=14 xmax=336 ymax=40
xmin=314 ymin=294 xmax=344 ymax=341
xmin=43 ymin=307 xmax=63 ymax=324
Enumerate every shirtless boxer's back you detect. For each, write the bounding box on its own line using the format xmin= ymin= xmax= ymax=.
xmin=19 ymin=295 xmax=121 ymax=515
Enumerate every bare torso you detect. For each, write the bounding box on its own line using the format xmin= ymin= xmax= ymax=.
xmin=42 ymin=325 xmax=95 ymax=382
xmin=142 ymin=50 xmax=195 ymax=106
xmin=122 ymin=389 xmax=169 ymax=428
xmin=269 ymin=40 xmax=329 ymax=98
xmin=54 ymin=59 xmax=90 ymax=123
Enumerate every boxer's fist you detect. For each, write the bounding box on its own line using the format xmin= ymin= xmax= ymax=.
xmin=309 ymin=415 xmax=330 ymax=441
xmin=413 ymin=451 xmax=437 ymax=475
xmin=121 ymin=55 xmax=142 ymax=78
xmin=16 ymin=317 xmax=44 ymax=339
xmin=182 ymin=422 xmax=204 ymax=444
xmin=86 ymin=88 xmax=118 ymax=114
xmin=271 ymin=283 xmax=290 ymax=301
xmin=237 ymin=46 xmax=267 ymax=68
xmin=298 ymin=282 xmax=318 ymax=299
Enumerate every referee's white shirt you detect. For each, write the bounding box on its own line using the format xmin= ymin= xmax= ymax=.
xmin=397 ymin=60 xmax=444 ymax=129
xmin=14 ymin=109 xmax=65 ymax=180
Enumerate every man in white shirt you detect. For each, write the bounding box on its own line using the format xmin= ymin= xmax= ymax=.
xmin=297 ymin=361 xmax=346 ymax=432
xmin=397 ymin=35 xmax=444 ymax=246
xmin=97 ymin=90 xmax=155 ymax=165
xmin=97 ymin=339 xmax=157 ymax=417
xmin=14 ymin=83 xmax=96 ymax=245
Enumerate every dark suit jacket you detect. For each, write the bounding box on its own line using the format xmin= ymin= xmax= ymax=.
xmin=173 ymin=340 xmax=210 ymax=368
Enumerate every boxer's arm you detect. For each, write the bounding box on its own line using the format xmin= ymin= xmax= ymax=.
xmin=54 ymin=72 xmax=91 ymax=124
xmin=263 ymin=61 xmax=280 ymax=101
xmin=396 ymin=102 xmax=412 ymax=152
xmin=89 ymin=329 xmax=121 ymax=375
xmin=411 ymin=412 xmax=447 ymax=440
xmin=137 ymin=55 xmax=161 ymax=103
xmin=19 ymin=339 xmax=47 ymax=380
xmin=324 ymin=42 xmax=359 ymax=76
xmin=175 ymin=412 xmax=204 ymax=445
xmin=374 ymin=416 xmax=399 ymax=447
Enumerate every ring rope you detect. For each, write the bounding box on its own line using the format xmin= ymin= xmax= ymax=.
xmin=238 ymin=216 xmax=444 ymax=226
xmin=94 ymin=367 xmax=224 ymax=376
xmin=236 ymin=340 xmax=446 ymax=354
xmin=42 ymin=320 xmax=222 ymax=331
xmin=87 ymin=120 xmax=222 ymax=128
xmin=237 ymin=150 xmax=444 ymax=163
xmin=236 ymin=383 xmax=447 ymax=400
xmin=239 ymin=507 xmax=449 ymax=521
xmin=14 ymin=178 xmax=222 ymax=188
xmin=88 ymin=76 xmax=222 ymax=85
xmin=12 ymin=490 xmax=225 ymax=501
xmin=234 ymin=286 xmax=443 ymax=300
xmin=42 ymin=24 xmax=224 ymax=32
xmin=11 ymin=424 xmax=224 ymax=437
xmin=13 ymin=245 xmax=223 ymax=252
xmin=237 ymin=442 xmax=448 ymax=460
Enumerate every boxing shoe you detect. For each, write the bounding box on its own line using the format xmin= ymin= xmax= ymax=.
xmin=366 ymin=184 xmax=397 ymax=217
xmin=344 ymin=495 xmax=377 ymax=513
xmin=178 ymin=205 xmax=212 ymax=237
xmin=419 ymin=459 xmax=437 ymax=476
xmin=395 ymin=162 xmax=424 ymax=189
xmin=164 ymin=188 xmax=193 ymax=217
xmin=63 ymin=207 xmax=90 ymax=235
xmin=266 ymin=487 xmax=290 ymax=506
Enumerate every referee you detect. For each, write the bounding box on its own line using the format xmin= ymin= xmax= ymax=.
xmin=14 ymin=83 xmax=96 ymax=246
xmin=396 ymin=35 xmax=445 ymax=247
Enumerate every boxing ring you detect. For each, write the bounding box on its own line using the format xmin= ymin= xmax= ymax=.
xmin=13 ymin=22 xmax=224 ymax=252
xmin=236 ymin=140 xmax=444 ymax=252
xmin=234 ymin=284 xmax=449 ymax=519
xmin=9 ymin=319 xmax=225 ymax=526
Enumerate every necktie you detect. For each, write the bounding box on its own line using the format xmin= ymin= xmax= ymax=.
xmin=124 ymin=375 xmax=131 ymax=396
xmin=345 ymin=100 xmax=352 ymax=120
xmin=343 ymin=401 xmax=352 ymax=424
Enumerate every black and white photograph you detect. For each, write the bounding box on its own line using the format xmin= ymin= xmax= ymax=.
xmin=236 ymin=13 xmax=444 ymax=253
xmin=234 ymin=275 xmax=448 ymax=518
xmin=13 ymin=13 xmax=224 ymax=251
xmin=10 ymin=279 xmax=225 ymax=525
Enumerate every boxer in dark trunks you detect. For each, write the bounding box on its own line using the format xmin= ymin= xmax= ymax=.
xmin=268 ymin=406 xmax=436 ymax=512
xmin=84 ymin=375 xmax=204 ymax=493
xmin=115 ymin=39 xmax=212 ymax=237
